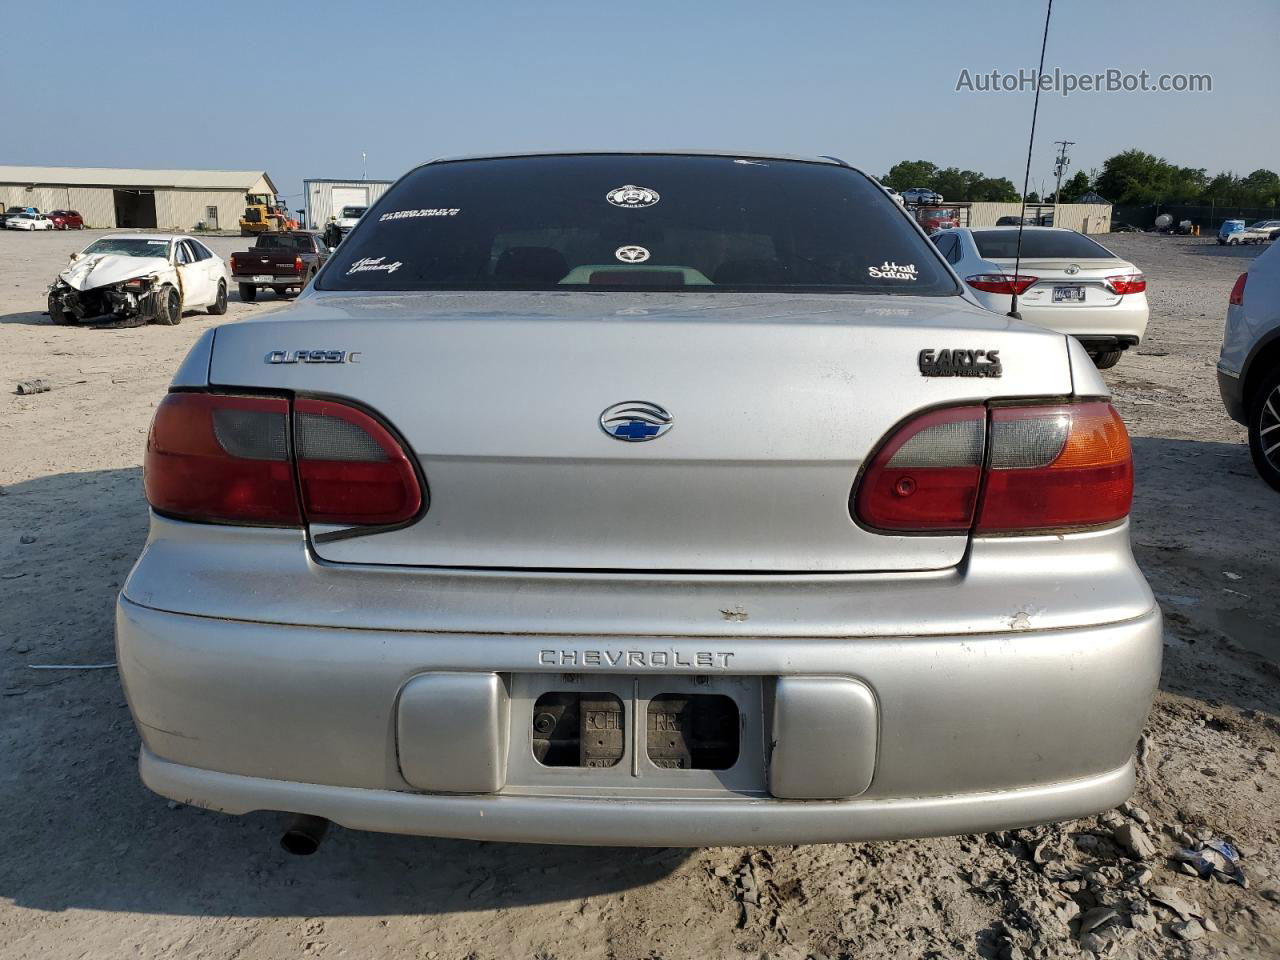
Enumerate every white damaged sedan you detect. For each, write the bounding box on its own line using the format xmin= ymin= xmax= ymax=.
xmin=48 ymin=234 xmax=228 ymax=326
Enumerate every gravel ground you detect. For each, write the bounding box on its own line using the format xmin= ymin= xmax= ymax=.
xmin=0 ymin=230 xmax=1277 ymax=960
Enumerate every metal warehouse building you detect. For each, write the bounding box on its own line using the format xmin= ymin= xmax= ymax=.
xmin=304 ymin=179 xmax=394 ymax=230
xmin=0 ymin=166 xmax=276 ymax=231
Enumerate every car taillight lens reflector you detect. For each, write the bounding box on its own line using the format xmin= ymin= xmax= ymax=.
xmin=293 ymin=398 xmax=421 ymax=525
xmin=144 ymin=393 xmax=422 ymax=527
xmin=976 ymin=402 xmax=1132 ymax=533
xmin=855 ymin=401 xmax=1132 ymax=535
xmin=1106 ymin=273 xmax=1146 ymax=295
xmin=965 ymin=274 xmax=1039 ymax=295
xmin=855 ymin=406 xmax=986 ymax=532
xmin=145 ymin=393 xmax=301 ymax=525
xmin=1229 ymin=273 xmax=1247 ymax=306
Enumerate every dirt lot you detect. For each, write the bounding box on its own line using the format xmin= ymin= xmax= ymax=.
xmin=0 ymin=230 xmax=1277 ymax=960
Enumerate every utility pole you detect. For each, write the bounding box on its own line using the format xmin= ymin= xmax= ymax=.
xmin=1052 ymin=140 xmax=1075 ymax=210
xmin=361 ymin=152 xmax=367 ymax=181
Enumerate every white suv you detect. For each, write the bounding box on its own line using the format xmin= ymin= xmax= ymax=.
xmin=1219 ymin=240 xmax=1280 ymax=489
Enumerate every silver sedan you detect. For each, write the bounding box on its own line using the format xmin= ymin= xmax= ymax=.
xmin=118 ymin=152 xmax=1159 ymax=850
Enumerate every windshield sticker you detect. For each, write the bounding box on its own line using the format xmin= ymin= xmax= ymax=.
xmin=147 ymin=240 xmax=168 ymax=245
xmin=615 ymin=245 xmax=651 ymax=264
xmin=347 ymin=256 xmax=403 ymax=276
xmin=733 ymin=159 xmax=768 ymax=166
xmin=606 ymin=185 xmax=660 ymax=209
xmin=378 ymin=208 xmax=460 ymax=222
xmin=868 ymin=261 xmax=918 ymax=280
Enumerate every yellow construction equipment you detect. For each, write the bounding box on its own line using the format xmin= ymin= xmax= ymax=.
xmin=239 ymin=194 xmax=299 ymax=236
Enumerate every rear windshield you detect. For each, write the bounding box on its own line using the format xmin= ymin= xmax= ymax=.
xmin=972 ymin=229 xmax=1113 ymax=260
xmin=318 ymin=155 xmax=959 ymax=295
xmin=340 ymin=206 xmax=367 ymax=218
xmin=256 ymin=234 xmax=313 ymax=250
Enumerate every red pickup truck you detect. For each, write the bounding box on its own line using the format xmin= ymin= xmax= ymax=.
xmin=228 ymin=231 xmax=331 ymax=302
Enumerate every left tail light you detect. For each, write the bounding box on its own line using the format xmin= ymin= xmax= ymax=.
xmin=144 ymin=394 xmax=300 ymax=525
xmin=966 ymin=274 xmax=1038 ymax=295
xmin=145 ymin=393 xmax=422 ymax=527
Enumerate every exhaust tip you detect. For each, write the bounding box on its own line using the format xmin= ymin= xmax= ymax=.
xmin=280 ymin=814 xmax=330 ymax=856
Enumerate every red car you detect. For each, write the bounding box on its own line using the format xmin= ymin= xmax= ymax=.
xmin=915 ymin=206 xmax=960 ymax=234
xmin=47 ymin=210 xmax=84 ymax=230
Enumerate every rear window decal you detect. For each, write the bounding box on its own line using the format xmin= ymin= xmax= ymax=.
xmin=147 ymin=240 xmax=168 ymax=245
xmin=378 ymin=208 xmax=460 ymax=222
xmin=347 ymin=256 xmax=403 ymax=276
xmin=615 ymin=245 xmax=651 ymax=264
xmin=606 ymin=185 xmax=660 ymax=208
xmin=868 ymin=261 xmax=918 ymax=280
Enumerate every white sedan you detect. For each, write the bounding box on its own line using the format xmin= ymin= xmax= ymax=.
xmin=47 ymin=234 xmax=229 ymax=326
xmin=7 ymin=212 xmax=54 ymax=230
xmin=933 ymin=226 xmax=1149 ymax=368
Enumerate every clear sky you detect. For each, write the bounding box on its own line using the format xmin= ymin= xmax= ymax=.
xmin=3 ymin=0 xmax=1275 ymax=204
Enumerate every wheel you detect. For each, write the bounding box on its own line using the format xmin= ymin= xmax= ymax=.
xmin=1091 ymin=350 xmax=1123 ymax=370
xmin=47 ymin=294 xmax=73 ymax=325
xmin=238 ymin=283 xmax=257 ymax=303
xmin=207 ymin=280 xmax=227 ymax=315
xmin=1247 ymin=366 xmax=1280 ymax=492
xmin=156 ymin=286 xmax=182 ymax=325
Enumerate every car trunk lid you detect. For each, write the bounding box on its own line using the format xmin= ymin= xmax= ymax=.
xmin=207 ymin=292 xmax=1073 ymax=572
xmin=988 ymin=257 xmax=1133 ymax=307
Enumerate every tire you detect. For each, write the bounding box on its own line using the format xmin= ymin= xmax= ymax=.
xmin=1247 ymin=366 xmax=1280 ymax=492
xmin=157 ymin=286 xmax=182 ymax=326
xmin=207 ymin=280 xmax=227 ymax=315
xmin=238 ymin=283 xmax=257 ymax=303
xmin=1091 ymin=350 xmax=1123 ymax=370
xmin=47 ymin=294 xmax=73 ymax=325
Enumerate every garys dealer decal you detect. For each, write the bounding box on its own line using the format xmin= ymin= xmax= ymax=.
xmin=918 ymin=348 xmax=1002 ymax=378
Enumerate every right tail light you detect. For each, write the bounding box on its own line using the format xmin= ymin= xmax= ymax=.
xmin=854 ymin=400 xmax=1132 ymax=535
xmin=145 ymin=392 xmax=423 ymax=528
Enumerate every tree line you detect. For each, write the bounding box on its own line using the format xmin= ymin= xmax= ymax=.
xmin=880 ymin=152 xmax=1280 ymax=208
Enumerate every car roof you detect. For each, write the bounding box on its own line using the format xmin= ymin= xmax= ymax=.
xmin=95 ymin=233 xmax=188 ymax=241
xmin=425 ymin=149 xmax=851 ymax=168
xmin=965 ymin=226 xmax=1074 ymax=233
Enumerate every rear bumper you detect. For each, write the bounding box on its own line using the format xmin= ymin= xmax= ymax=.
xmin=140 ymin=746 xmax=1137 ymax=847
xmin=117 ymin=590 xmax=1161 ymax=845
xmin=232 ymin=273 xmax=306 ymax=286
xmin=1218 ymin=364 xmax=1246 ymax=424
xmin=971 ymin=292 xmax=1148 ymax=342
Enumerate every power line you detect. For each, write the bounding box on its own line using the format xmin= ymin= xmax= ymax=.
xmin=1053 ymin=140 xmax=1075 ymax=206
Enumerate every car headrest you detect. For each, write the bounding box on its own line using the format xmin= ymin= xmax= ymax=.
xmin=494 ymin=246 xmax=568 ymax=284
